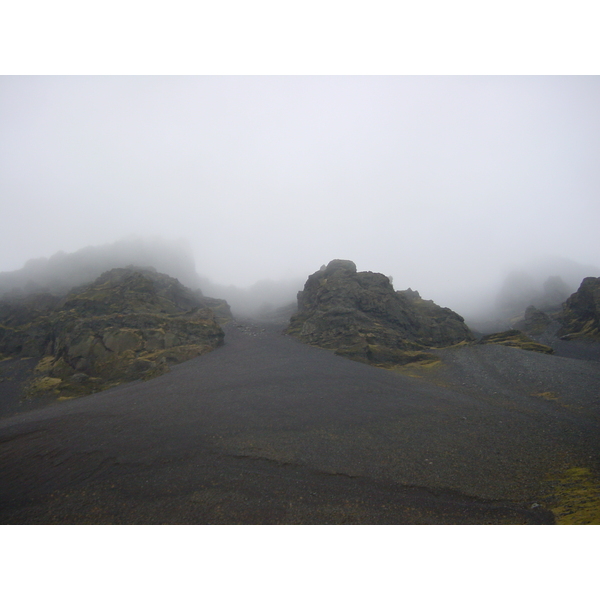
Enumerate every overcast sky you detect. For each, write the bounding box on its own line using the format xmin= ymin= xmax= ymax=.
xmin=1 ymin=76 xmax=599 ymax=309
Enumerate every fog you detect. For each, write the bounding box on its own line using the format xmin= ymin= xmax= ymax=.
xmin=1 ymin=76 xmax=599 ymax=318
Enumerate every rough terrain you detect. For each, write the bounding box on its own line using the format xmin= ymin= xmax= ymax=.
xmin=1 ymin=318 xmax=599 ymax=524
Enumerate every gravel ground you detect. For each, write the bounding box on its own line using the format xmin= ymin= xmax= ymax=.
xmin=1 ymin=320 xmax=598 ymax=524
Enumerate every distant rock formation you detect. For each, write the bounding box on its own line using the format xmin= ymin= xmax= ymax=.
xmin=495 ymin=272 xmax=572 ymax=316
xmin=558 ymin=277 xmax=600 ymax=341
xmin=0 ymin=267 xmax=230 ymax=401
xmin=514 ymin=305 xmax=553 ymax=336
xmin=541 ymin=276 xmax=572 ymax=309
xmin=285 ymin=259 xmax=474 ymax=367
xmin=197 ymin=276 xmax=305 ymax=319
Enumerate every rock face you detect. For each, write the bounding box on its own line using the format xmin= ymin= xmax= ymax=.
xmin=286 ymin=260 xmax=474 ymax=367
xmin=0 ymin=268 xmax=230 ymax=400
xmin=558 ymin=277 xmax=600 ymax=340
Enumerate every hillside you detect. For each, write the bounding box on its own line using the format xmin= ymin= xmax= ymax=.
xmin=0 ymin=267 xmax=230 ymax=408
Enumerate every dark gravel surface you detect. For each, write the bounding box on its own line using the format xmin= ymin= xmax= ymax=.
xmin=537 ymin=321 xmax=600 ymax=362
xmin=1 ymin=321 xmax=599 ymax=524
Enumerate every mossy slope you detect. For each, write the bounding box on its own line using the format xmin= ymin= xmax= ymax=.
xmin=545 ymin=467 xmax=600 ymax=524
xmin=0 ymin=268 xmax=230 ymax=401
xmin=479 ymin=330 xmax=554 ymax=354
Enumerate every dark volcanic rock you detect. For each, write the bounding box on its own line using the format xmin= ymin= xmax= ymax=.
xmin=0 ymin=268 xmax=230 ymax=402
xmin=286 ymin=260 xmax=474 ymax=367
xmin=558 ymin=277 xmax=600 ymax=341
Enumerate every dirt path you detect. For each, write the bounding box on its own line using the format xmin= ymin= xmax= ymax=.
xmin=1 ymin=321 xmax=599 ymax=524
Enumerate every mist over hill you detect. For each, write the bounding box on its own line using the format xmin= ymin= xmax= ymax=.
xmin=462 ymin=255 xmax=600 ymax=331
xmin=2 ymin=236 xmax=599 ymax=328
xmin=0 ymin=237 xmax=202 ymax=299
xmin=496 ymin=256 xmax=600 ymax=311
xmin=197 ymin=277 xmax=304 ymax=318
xmin=0 ymin=237 xmax=304 ymax=319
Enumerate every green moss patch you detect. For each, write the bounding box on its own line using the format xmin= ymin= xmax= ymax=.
xmin=34 ymin=356 xmax=55 ymax=374
xmin=545 ymin=467 xmax=600 ymax=524
xmin=531 ymin=391 xmax=559 ymax=400
xmin=25 ymin=376 xmax=62 ymax=397
xmin=559 ymin=320 xmax=600 ymax=341
xmin=335 ymin=343 xmax=438 ymax=369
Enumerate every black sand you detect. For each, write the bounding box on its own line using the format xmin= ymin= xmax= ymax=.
xmin=1 ymin=321 xmax=599 ymax=524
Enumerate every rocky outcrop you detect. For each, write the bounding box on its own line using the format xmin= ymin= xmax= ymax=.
xmin=0 ymin=268 xmax=230 ymax=400
xmin=558 ymin=277 xmax=600 ymax=341
xmin=285 ymin=260 xmax=474 ymax=367
xmin=478 ymin=330 xmax=554 ymax=354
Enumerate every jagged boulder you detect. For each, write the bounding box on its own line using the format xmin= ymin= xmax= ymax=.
xmin=558 ymin=277 xmax=600 ymax=340
xmin=286 ymin=260 xmax=474 ymax=367
xmin=0 ymin=267 xmax=231 ymax=400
